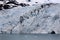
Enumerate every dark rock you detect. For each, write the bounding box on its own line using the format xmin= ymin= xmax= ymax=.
xmin=6 ymin=1 xmax=19 ymax=5
xmin=20 ymin=16 xmax=25 ymax=23
xmin=19 ymin=3 xmax=29 ymax=7
xmin=3 ymin=5 xmax=11 ymax=9
xmin=41 ymin=5 xmax=44 ymax=8
xmin=45 ymin=3 xmax=51 ymax=7
xmin=0 ymin=0 xmax=4 ymax=1
xmin=41 ymin=3 xmax=53 ymax=8
xmin=36 ymin=24 xmax=40 ymax=27
xmin=27 ymin=0 xmax=31 ymax=2
xmin=23 ymin=16 xmax=29 ymax=19
xmin=51 ymin=31 xmax=56 ymax=34
xmin=19 ymin=3 xmax=26 ymax=7
xmin=0 ymin=4 xmax=3 ymax=10
xmin=35 ymin=2 xmax=38 ymax=3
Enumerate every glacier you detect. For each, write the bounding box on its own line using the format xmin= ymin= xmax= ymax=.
xmin=0 ymin=3 xmax=60 ymax=34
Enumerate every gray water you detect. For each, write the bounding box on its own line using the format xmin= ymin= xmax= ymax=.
xmin=0 ymin=34 xmax=60 ymax=40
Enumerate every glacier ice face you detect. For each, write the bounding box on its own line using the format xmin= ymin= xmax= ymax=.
xmin=0 ymin=3 xmax=60 ymax=34
xmin=0 ymin=5 xmax=40 ymax=34
xmin=20 ymin=3 xmax=60 ymax=34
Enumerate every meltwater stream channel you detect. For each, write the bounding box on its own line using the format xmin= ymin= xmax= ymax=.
xmin=0 ymin=34 xmax=60 ymax=40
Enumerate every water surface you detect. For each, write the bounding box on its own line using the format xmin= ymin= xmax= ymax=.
xmin=0 ymin=34 xmax=60 ymax=40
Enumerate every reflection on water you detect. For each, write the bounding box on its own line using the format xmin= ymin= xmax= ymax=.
xmin=0 ymin=34 xmax=60 ymax=40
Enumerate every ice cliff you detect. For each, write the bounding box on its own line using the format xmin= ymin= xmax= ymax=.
xmin=0 ymin=3 xmax=60 ymax=34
